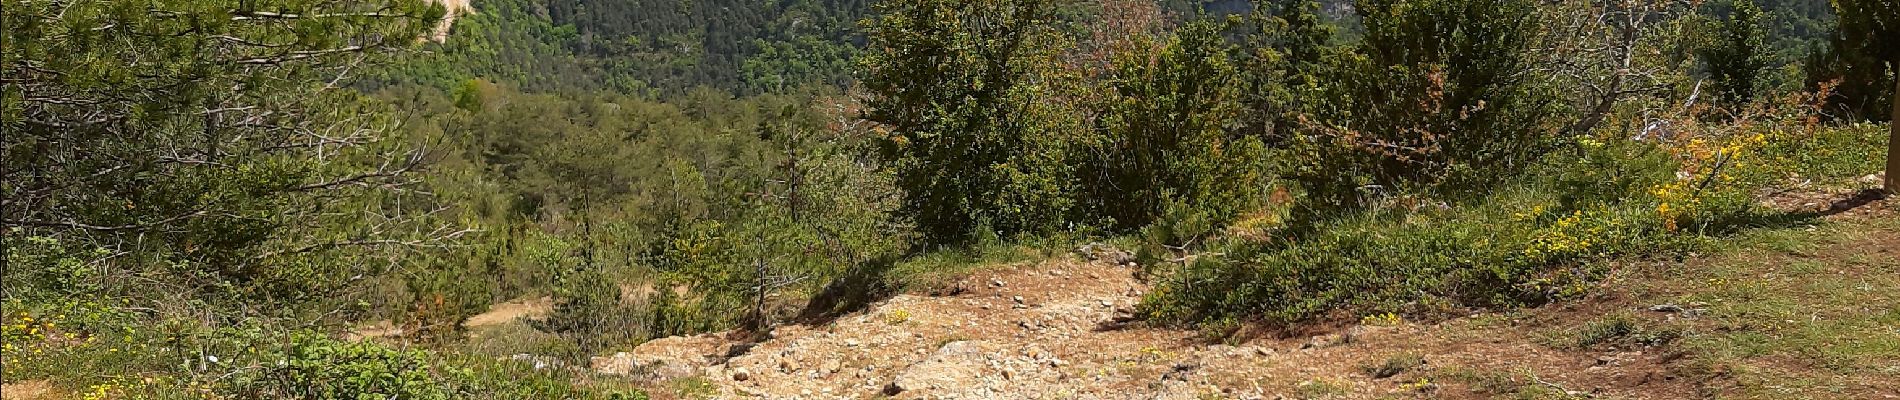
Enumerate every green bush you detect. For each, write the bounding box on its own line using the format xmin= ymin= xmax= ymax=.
xmin=250 ymin=334 xmax=454 ymax=400
xmin=2 ymin=0 xmax=450 ymax=310
xmin=1086 ymin=19 xmax=1273 ymax=231
xmin=862 ymin=0 xmax=1089 ymax=245
xmin=0 ymin=234 xmax=108 ymax=300
xmin=1139 ymin=140 xmax=1743 ymax=326
xmin=1284 ymin=0 xmax=1567 ymax=206
xmin=1140 ymin=109 xmax=1878 ymax=329
xmin=2 ymin=310 xmax=644 ymax=400
xmin=1803 ymin=0 xmax=1897 ymax=122
xmin=1742 ymin=122 xmax=1891 ymax=186
xmin=1131 ymin=2 xmax=1876 ymax=330
xmin=1698 ymin=0 xmax=1772 ymax=108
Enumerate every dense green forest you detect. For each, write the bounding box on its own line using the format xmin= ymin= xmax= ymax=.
xmin=372 ymin=0 xmax=872 ymax=94
xmin=3 ymin=0 xmax=1896 ymax=398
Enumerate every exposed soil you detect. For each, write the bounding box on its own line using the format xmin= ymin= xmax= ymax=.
xmin=426 ymin=0 xmax=471 ymax=42
xmin=463 ymin=296 xmax=552 ymax=329
xmin=1 ymin=380 xmax=53 ymax=400
xmin=1759 ymin=186 xmax=1892 ymax=219
xmin=592 ymin=259 xmax=1697 ymax=399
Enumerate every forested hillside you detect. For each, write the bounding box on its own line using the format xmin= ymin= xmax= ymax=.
xmin=3 ymin=0 xmax=1896 ymax=398
xmin=374 ymin=0 xmax=870 ymax=94
xmin=373 ymin=0 xmax=1841 ymax=96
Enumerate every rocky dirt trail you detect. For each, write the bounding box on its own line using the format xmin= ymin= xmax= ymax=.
xmin=588 ymin=251 xmax=1710 ymax=399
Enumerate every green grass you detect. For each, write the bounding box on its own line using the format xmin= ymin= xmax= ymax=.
xmin=1293 ymin=378 xmax=1352 ymax=399
xmin=1747 ymin=122 xmax=1890 ymax=188
xmin=458 ymin=322 xmax=580 ymax=360
xmin=1662 ymin=217 xmax=1900 ymax=398
xmin=882 ymin=239 xmax=1059 ymax=292
xmin=1541 ymin=312 xmax=1681 ymax=350
xmin=669 ymin=376 xmax=721 ymax=399
xmin=1486 ymin=213 xmax=1899 ymax=399
xmin=1432 ymin=367 xmax=1592 ymax=400
xmin=797 ymin=235 xmax=1079 ymax=320
xmin=1360 ymin=352 xmax=1426 ymax=379
xmin=1139 ymin=179 xmax=1695 ymax=326
xmin=0 ymin=305 xmax=645 ymax=400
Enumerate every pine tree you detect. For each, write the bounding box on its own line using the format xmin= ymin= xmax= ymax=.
xmin=1701 ymin=0 xmax=1771 ymax=108
xmin=861 ymin=0 xmax=1086 ymax=245
xmin=2 ymin=0 xmax=449 ymax=302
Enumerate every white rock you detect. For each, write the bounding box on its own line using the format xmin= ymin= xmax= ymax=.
xmin=892 ymin=341 xmax=996 ymax=395
xmin=1859 ymin=173 xmax=1886 ymax=184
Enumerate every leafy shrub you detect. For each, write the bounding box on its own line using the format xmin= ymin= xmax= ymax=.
xmin=1734 ymin=114 xmax=1890 ymax=188
xmin=1284 ymin=0 xmax=1567 ymax=206
xmin=1803 ymin=0 xmax=1897 ymax=122
xmin=1138 ymin=140 xmax=1732 ymax=326
xmin=246 ymin=334 xmax=455 ymax=399
xmin=1085 ymin=19 xmax=1272 ymax=231
xmin=3 ymin=310 xmax=643 ymax=400
xmin=542 ymin=260 xmax=644 ymax=357
xmin=862 ymin=0 xmax=1089 ymax=245
xmin=486 ymin=90 xmax=914 ymax=350
xmin=2 ymin=0 xmax=451 ymax=310
xmin=1138 ymin=53 xmax=1860 ymax=329
xmin=1134 ymin=201 xmax=1227 ymax=271
xmin=1698 ymin=0 xmax=1772 ymax=108
xmin=1 ymin=234 xmax=108 ymax=301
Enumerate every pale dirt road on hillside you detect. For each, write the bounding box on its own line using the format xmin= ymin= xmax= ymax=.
xmin=427 ymin=0 xmax=469 ymax=42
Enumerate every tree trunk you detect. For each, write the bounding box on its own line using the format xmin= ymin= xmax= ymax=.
xmin=752 ymin=257 xmax=769 ymax=331
xmin=1889 ymin=77 xmax=1899 ymax=193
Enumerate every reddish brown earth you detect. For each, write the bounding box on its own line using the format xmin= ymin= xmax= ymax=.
xmin=593 ymin=258 xmax=1697 ymax=399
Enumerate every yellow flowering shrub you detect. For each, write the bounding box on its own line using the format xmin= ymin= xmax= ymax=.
xmin=1524 ymin=210 xmax=1611 ymax=259
xmin=884 ymin=309 xmax=912 ymax=325
xmin=1360 ymin=313 xmax=1404 ymax=327
xmin=1648 ymin=131 xmax=1770 ymax=232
